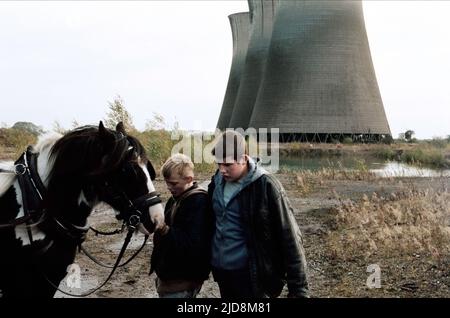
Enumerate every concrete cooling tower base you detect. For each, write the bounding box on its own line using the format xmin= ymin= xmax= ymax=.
xmin=278 ymin=133 xmax=387 ymax=143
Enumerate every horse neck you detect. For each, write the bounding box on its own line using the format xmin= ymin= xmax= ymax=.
xmin=38 ymin=139 xmax=93 ymax=227
xmin=45 ymin=177 xmax=93 ymax=228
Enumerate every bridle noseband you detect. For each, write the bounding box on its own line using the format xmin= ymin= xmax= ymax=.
xmin=100 ymin=180 xmax=162 ymax=231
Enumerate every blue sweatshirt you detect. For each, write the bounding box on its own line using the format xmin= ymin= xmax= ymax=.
xmin=211 ymin=157 xmax=267 ymax=270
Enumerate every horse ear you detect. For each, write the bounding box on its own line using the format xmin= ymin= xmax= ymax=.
xmin=98 ymin=121 xmax=114 ymax=142
xmin=116 ymin=122 xmax=126 ymax=135
xmin=98 ymin=121 xmax=107 ymax=136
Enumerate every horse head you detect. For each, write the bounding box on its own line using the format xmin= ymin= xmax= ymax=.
xmin=94 ymin=122 xmax=164 ymax=233
xmin=45 ymin=121 xmax=164 ymax=243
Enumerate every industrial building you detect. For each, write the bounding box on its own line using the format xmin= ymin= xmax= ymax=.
xmin=218 ymin=0 xmax=391 ymax=142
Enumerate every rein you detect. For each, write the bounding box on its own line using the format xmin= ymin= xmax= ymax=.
xmin=81 ymin=221 xmax=144 ymax=269
xmin=80 ymin=234 xmax=148 ymax=269
xmin=77 ymin=189 xmax=162 ymax=270
xmin=89 ymin=223 xmax=125 ymax=236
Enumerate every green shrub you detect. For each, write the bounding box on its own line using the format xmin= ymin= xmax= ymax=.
xmin=342 ymin=137 xmax=353 ymax=145
xmin=428 ymin=137 xmax=447 ymax=149
xmin=375 ymin=147 xmax=396 ymax=161
xmin=135 ymin=130 xmax=175 ymax=169
xmin=381 ymin=135 xmax=394 ymax=145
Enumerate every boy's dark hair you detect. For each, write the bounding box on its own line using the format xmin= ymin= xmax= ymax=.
xmin=211 ymin=131 xmax=248 ymax=162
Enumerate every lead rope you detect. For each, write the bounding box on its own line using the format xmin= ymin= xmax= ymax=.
xmin=80 ymin=234 xmax=148 ymax=269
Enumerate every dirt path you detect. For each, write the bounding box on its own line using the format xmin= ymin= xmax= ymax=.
xmin=55 ymin=173 xmax=450 ymax=298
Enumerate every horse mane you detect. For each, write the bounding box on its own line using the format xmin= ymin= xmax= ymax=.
xmin=0 ymin=161 xmax=16 ymax=196
xmin=33 ymin=132 xmax=63 ymax=154
xmin=50 ymin=126 xmax=117 ymax=178
xmin=48 ymin=126 xmax=147 ymax=177
xmin=0 ymin=132 xmax=63 ymax=198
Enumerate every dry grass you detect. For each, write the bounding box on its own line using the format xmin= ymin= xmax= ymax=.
xmin=0 ymin=144 xmax=17 ymax=161
xmin=278 ymin=142 xmax=450 ymax=168
xmin=299 ymin=167 xmax=377 ymax=181
xmin=0 ymin=128 xmax=37 ymax=159
xmin=327 ymin=188 xmax=450 ymax=262
xmin=291 ymin=168 xmax=379 ymax=195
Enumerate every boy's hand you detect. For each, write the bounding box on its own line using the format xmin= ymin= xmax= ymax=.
xmin=158 ymin=224 xmax=170 ymax=236
xmin=150 ymin=208 xmax=165 ymax=231
xmin=153 ymin=224 xmax=170 ymax=247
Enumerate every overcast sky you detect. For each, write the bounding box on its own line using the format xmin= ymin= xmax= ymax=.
xmin=0 ymin=1 xmax=449 ymax=139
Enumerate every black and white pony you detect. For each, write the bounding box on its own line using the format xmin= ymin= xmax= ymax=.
xmin=0 ymin=122 xmax=164 ymax=298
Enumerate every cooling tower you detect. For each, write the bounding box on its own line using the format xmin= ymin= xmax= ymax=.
xmin=216 ymin=12 xmax=251 ymax=130
xmin=227 ymin=0 xmax=279 ymax=130
xmin=248 ymin=0 xmax=391 ymax=140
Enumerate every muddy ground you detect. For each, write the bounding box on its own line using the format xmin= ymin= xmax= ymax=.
xmin=53 ymin=172 xmax=449 ymax=298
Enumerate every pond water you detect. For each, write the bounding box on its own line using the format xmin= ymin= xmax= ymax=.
xmin=263 ymin=155 xmax=450 ymax=177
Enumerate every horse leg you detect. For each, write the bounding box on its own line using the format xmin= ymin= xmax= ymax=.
xmin=0 ymin=242 xmax=78 ymax=298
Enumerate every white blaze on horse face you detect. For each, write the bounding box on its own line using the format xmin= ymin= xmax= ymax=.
xmin=138 ymin=159 xmax=164 ymax=228
xmin=13 ymin=182 xmax=46 ymax=245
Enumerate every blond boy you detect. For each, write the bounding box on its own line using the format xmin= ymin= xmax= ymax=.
xmin=150 ymin=154 xmax=212 ymax=298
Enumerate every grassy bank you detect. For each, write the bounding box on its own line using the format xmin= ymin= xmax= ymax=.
xmin=279 ymin=141 xmax=450 ymax=169
xmin=374 ymin=143 xmax=450 ymax=169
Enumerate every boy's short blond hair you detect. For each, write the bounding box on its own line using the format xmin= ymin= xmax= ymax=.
xmin=161 ymin=153 xmax=194 ymax=179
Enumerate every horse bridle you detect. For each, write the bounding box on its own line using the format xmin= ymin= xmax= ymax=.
xmin=100 ymin=180 xmax=162 ymax=232
xmin=96 ymin=132 xmax=162 ymax=231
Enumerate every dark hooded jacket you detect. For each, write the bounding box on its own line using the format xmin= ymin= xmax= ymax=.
xmin=150 ymin=183 xmax=213 ymax=281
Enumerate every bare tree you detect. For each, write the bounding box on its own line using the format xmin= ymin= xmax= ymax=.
xmin=104 ymin=95 xmax=136 ymax=131
xmin=71 ymin=119 xmax=81 ymax=129
xmin=404 ymin=130 xmax=415 ymax=142
xmin=145 ymin=112 xmax=166 ymax=131
xmin=52 ymin=121 xmax=67 ymax=134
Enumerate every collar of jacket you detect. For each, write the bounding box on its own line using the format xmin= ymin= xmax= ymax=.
xmin=171 ymin=182 xmax=199 ymax=202
xmin=213 ymin=157 xmax=268 ymax=207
